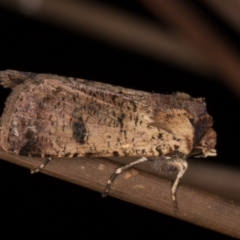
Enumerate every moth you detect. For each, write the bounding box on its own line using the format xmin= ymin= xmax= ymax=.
xmin=0 ymin=70 xmax=217 ymax=212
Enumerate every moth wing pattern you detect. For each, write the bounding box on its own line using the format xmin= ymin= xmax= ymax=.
xmin=0 ymin=70 xmax=197 ymax=159
xmin=0 ymin=70 xmax=216 ymax=159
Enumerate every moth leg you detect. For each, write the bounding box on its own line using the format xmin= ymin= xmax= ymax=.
xmin=30 ymin=157 xmax=52 ymax=174
xmin=102 ymin=157 xmax=148 ymax=197
xmin=171 ymin=160 xmax=188 ymax=214
xmin=0 ymin=70 xmax=37 ymax=89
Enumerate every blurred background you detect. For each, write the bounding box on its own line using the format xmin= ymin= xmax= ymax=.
xmin=0 ymin=0 xmax=240 ymax=239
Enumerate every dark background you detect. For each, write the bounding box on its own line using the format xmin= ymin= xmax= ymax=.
xmin=0 ymin=1 xmax=239 ymax=239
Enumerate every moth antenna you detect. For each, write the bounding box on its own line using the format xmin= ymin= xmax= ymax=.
xmin=102 ymin=157 xmax=148 ymax=197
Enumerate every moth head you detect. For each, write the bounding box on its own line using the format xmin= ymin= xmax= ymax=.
xmin=191 ymin=128 xmax=217 ymax=158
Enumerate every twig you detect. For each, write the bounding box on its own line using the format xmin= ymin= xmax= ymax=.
xmin=0 ymin=150 xmax=240 ymax=238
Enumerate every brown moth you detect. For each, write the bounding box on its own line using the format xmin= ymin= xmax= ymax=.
xmin=0 ymin=70 xmax=217 ymax=212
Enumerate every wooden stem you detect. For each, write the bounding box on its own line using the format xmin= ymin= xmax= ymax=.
xmin=0 ymin=150 xmax=239 ymax=238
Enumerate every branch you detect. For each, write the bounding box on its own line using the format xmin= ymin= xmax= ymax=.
xmin=0 ymin=150 xmax=239 ymax=238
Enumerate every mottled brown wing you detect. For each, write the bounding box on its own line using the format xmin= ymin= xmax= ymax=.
xmin=0 ymin=70 xmax=216 ymax=160
xmin=0 ymin=71 xmax=163 ymax=158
